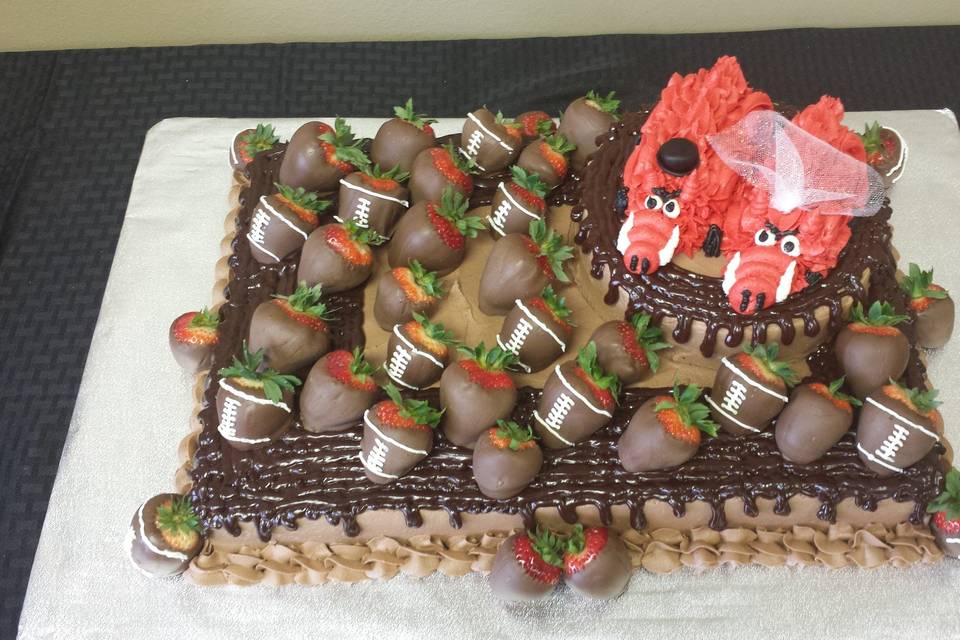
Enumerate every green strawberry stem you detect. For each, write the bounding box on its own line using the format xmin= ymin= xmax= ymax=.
xmin=155 ymin=496 xmax=200 ymax=537
xmin=393 ymin=98 xmax=436 ymax=130
xmin=412 ymin=312 xmax=458 ymax=346
xmin=859 ymin=121 xmax=884 ymax=156
xmin=218 ymin=341 xmax=301 ymax=403
xmin=826 ymin=376 xmax=862 ymax=407
xmin=275 ymin=282 xmax=332 ymax=319
xmin=927 ymin=468 xmax=960 ymax=521
xmin=437 ymin=187 xmax=485 ymax=238
xmin=274 ymin=183 xmax=332 ymax=213
xmin=188 ymin=308 xmax=220 ymax=330
xmin=349 ymin=347 xmax=377 ymax=382
xmin=509 ymin=165 xmax=548 ymax=199
xmin=407 ymin=260 xmax=445 ymax=299
xmin=850 ymin=300 xmax=908 ymax=327
xmin=653 ymin=380 xmax=719 ymax=436
xmin=319 ymin=117 xmax=370 ymax=169
xmin=442 ymin=143 xmax=477 ymax=175
xmin=343 ymin=219 xmax=387 ymax=246
xmin=577 ymin=341 xmax=621 ymax=398
xmin=629 ymin=313 xmax=669 ymax=373
xmin=494 ymin=419 xmax=536 ymax=451
xmin=383 ymin=382 xmax=443 ymax=427
xmin=539 ymin=284 xmax=573 ymax=321
xmin=240 ymin=123 xmax=279 ymax=159
xmin=363 ymin=163 xmax=411 ymax=184
xmin=545 ymin=133 xmax=577 ymax=155
xmin=585 ymin=90 xmax=621 ymax=118
xmin=742 ymin=342 xmax=799 ymax=387
xmin=889 ymin=378 xmax=941 ymax=414
xmin=528 ymin=526 xmax=565 ymax=567
xmin=528 ymin=218 xmax=573 ymax=283
xmin=901 ymin=263 xmax=949 ymax=300
xmin=457 ymin=342 xmax=518 ymax=371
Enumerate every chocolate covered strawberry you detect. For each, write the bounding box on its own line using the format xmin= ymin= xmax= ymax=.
xmin=706 ymin=342 xmax=797 ymax=436
xmin=856 ymin=381 xmax=942 ymax=477
xmin=248 ymin=184 xmax=330 ymax=264
xmin=460 ymin=108 xmax=522 ymax=173
xmin=835 ymin=301 xmax=910 ymax=397
xmin=230 ymin=123 xmax=279 ymax=172
xmin=299 ymin=220 xmax=385 ymax=292
xmin=563 ymin=524 xmax=631 ymax=600
xmin=902 ymin=263 xmax=954 ymax=349
xmin=216 ymin=343 xmax=300 ymax=450
xmin=619 ymin=381 xmax=717 ymax=472
xmin=478 ymin=218 xmax=573 ymax=316
xmin=440 ymin=343 xmax=518 ymax=449
xmin=386 ymin=314 xmax=457 ymax=390
xmin=279 ymin=118 xmax=369 ymax=191
xmin=472 ymin=420 xmax=543 ymax=499
xmin=371 ymin=98 xmax=438 ymax=174
xmin=496 ymin=285 xmax=572 ymax=373
xmin=248 ymin=282 xmax=332 ymax=373
xmin=127 ymin=494 xmax=202 ymax=578
xmin=533 ymin=342 xmax=620 ymax=449
xmin=489 ymin=528 xmax=564 ymax=602
xmin=775 ymin=377 xmax=860 ymax=464
xmin=927 ymin=468 xmax=960 ymax=558
xmin=358 ymin=383 xmax=442 ymax=484
xmin=373 ymin=259 xmax=446 ymax=330
xmin=409 ymin=143 xmax=475 ymax=204
xmin=169 ymin=308 xmax=220 ymax=373
xmin=487 ymin=165 xmax=548 ymax=238
xmin=336 ymin=164 xmax=411 ymax=237
xmin=300 ymin=348 xmax=378 ymax=433
xmin=388 ymin=187 xmax=484 ymax=276
xmin=516 ymin=132 xmax=576 ymax=189
xmin=558 ymin=90 xmax=621 ymax=171
xmin=860 ymin=121 xmax=906 ymax=187
xmin=590 ymin=313 xmax=670 ymax=385
xmin=516 ymin=111 xmax=556 ymax=143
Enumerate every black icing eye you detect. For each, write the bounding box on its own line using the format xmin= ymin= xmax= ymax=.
xmin=780 ymin=235 xmax=801 ymax=257
xmin=662 ymin=198 xmax=680 ymax=219
xmin=644 ymin=194 xmax=663 ymax=210
xmin=754 ymin=228 xmax=776 ymax=247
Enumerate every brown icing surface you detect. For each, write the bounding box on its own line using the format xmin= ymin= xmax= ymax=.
xmin=190 ymin=136 xmax=944 ymax=544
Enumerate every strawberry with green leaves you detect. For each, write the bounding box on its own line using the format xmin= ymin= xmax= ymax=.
xmin=169 ymin=307 xmax=220 ymax=373
xmin=620 ymin=381 xmax=718 ymax=472
xmin=488 ymin=165 xmax=549 ymax=238
xmin=386 ymin=313 xmax=458 ymax=390
xmin=389 ymin=186 xmax=485 ymax=276
xmin=497 ymin=284 xmax=573 ymax=373
xmin=472 ymin=420 xmax=543 ymax=499
xmin=857 ymin=381 xmax=943 ymax=477
xmin=515 ymin=111 xmax=556 ymax=143
xmin=562 ymin=524 xmax=632 ymax=599
xmin=776 ymin=376 xmax=861 ymax=464
xmin=558 ymin=90 xmax=621 ymax=170
xmin=440 ymin=343 xmax=519 ymax=448
xmin=901 ymin=263 xmax=954 ymax=349
xmin=707 ymin=342 xmax=798 ymax=436
xmin=128 ymin=493 xmax=203 ymax=578
xmin=216 ymin=342 xmax=301 ymax=450
xmin=248 ymin=183 xmax=331 ymax=265
xmin=300 ymin=347 xmax=378 ymax=433
xmin=927 ymin=468 xmax=960 ymax=558
xmin=835 ymin=300 xmax=910 ymax=397
xmin=489 ymin=528 xmax=565 ymax=602
xmin=373 ymin=259 xmax=446 ymax=330
xmin=371 ymin=98 xmax=438 ymax=174
xmin=359 ymin=383 xmax=442 ymax=484
xmin=337 ymin=163 xmax=411 ymax=237
xmin=859 ymin=121 xmax=906 ymax=187
xmin=479 ymin=217 xmax=574 ymax=315
xmin=249 ymin=281 xmax=333 ymax=373
xmin=517 ymin=132 xmax=577 ymax=189
xmin=534 ymin=342 xmax=620 ymax=449
xmin=230 ymin=123 xmax=279 ymax=172
xmin=409 ymin=143 xmax=476 ymax=204
xmin=460 ymin=108 xmax=522 ymax=173
xmin=279 ymin=118 xmax=369 ymax=191
xmin=300 ymin=219 xmax=385 ymax=292
xmin=589 ymin=312 xmax=671 ymax=385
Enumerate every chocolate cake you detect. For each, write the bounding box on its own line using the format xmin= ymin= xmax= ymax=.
xmin=134 ymin=59 xmax=957 ymax=588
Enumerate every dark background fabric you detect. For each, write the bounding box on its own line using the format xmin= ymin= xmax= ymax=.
xmin=1 ymin=27 xmax=958 ymax=637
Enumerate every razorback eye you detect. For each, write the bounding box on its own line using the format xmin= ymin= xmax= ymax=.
xmin=662 ymin=198 xmax=681 ymax=219
xmin=754 ymin=228 xmax=776 ymax=246
xmin=644 ymin=194 xmax=663 ymax=210
xmin=780 ymin=235 xmax=801 ymax=257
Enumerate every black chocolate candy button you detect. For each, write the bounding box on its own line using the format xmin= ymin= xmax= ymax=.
xmin=657 ymin=138 xmax=699 ymax=176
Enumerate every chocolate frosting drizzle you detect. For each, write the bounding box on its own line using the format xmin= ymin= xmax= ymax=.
xmin=190 ymin=133 xmax=943 ymax=543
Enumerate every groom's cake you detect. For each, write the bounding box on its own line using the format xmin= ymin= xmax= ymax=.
xmin=130 ymin=57 xmax=957 ymax=591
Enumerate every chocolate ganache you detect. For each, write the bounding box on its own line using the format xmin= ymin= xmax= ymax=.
xmin=190 ymin=133 xmax=943 ymax=543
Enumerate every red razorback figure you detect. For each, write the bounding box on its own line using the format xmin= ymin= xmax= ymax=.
xmin=717 ymin=96 xmax=869 ymax=314
xmin=618 ymin=56 xmax=772 ymax=274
